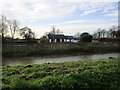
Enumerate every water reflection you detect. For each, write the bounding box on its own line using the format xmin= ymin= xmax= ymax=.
xmin=2 ymin=53 xmax=119 ymax=66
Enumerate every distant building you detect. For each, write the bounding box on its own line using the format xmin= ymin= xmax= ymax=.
xmin=48 ymin=34 xmax=74 ymax=43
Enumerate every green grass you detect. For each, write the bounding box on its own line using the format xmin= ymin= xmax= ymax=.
xmin=2 ymin=42 xmax=119 ymax=58
xmin=2 ymin=57 xmax=120 ymax=89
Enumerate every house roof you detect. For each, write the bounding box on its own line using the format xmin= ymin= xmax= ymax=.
xmin=65 ymin=36 xmax=74 ymax=39
xmin=48 ymin=34 xmax=64 ymax=39
xmin=48 ymin=34 xmax=74 ymax=39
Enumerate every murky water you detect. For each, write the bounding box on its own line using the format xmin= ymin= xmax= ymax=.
xmin=2 ymin=53 xmax=120 ymax=66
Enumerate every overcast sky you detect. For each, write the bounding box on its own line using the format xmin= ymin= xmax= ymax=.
xmin=0 ymin=0 xmax=119 ymax=38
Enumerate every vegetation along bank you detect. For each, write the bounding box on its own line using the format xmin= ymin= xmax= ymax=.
xmin=2 ymin=42 xmax=120 ymax=58
xmin=2 ymin=57 xmax=120 ymax=89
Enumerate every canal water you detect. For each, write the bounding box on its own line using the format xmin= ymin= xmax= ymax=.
xmin=2 ymin=53 xmax=119 ymax=66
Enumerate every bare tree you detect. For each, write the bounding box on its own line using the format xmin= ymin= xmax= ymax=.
xmin=94 ymin=25 xmax=119 ymax=39
xmin=101 ymin=29 xmax=106 ymax=38
xmin=118 ymin=25 xmax=120 ymax=30
xmin=19 ymin=26 xmax=35 ymax=40
xmin=97 ymin=28 xmax=101 ymax=38
xmin=8 ymin=19 xmax=19 ymax=39
xmin=106 ymin=30 xmax=111 ymax=38
xmin=49 ymin=26 xmax=63 ymax=35
xmin=115 ymin=30 xmax=120 ymax=38
xmin=108 ymin=26 xmax=117 ymax=38
xmin=56 ymin=29 xmax=63 ymax=35
xmin=74 ymin=32 xmax=81 ymax=39
xmin=50 ymin=26 xmax=56 ymax=34
xmin=0 ymin=14 xmax=8 ymax=38
xmin=111 ymin=25 xmax=117 ymax=38
xmin=92 ymin=32 xmax=98 ymax=39
xmin=44 ymin=32 xmax=49 ymax=36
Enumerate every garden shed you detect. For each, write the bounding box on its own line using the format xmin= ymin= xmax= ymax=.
xmin=48 ymin=34 xmax=74 ymax=42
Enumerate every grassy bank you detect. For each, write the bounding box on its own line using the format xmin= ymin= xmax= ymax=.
xmin=2 ymin=58 xmax=120 ymax=89
xmin=2 ymin=42 xmax=119 ymax=58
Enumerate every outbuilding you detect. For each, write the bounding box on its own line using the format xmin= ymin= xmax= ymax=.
xmin=48 ymin=34 xmax=74 ymax=43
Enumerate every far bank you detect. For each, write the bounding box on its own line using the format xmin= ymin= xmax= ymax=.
xmin=2 ymin=42 xmax=120 ymax=58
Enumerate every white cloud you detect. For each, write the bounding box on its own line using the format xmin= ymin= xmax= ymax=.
xmin=105 ymin=10 xmax=118 ymax=16
xmin=50 ymin=20 xmax=89 ymax=26
xmin=0 ymin=1 xmax=117 ymax=22
xmin=0 ymin=0 xmax=118 ymax=37
xmin=50 ymin=19 xmax=117 ymax=26
xmin=58 ymin=0 xmax=119 ymax=2
xmin=28 ymin=23 xmax=118 ymax=37
xmin=77 ymin=2 xmax=118 ymax=16
xmin=34 ymin=19 xmax=118 ymax=37
xmin=58 ymin=23 xmax=118 ymax=35
xmin=0 ymin=1 xmax=76 ymax=23
xmin=81 ymin=10 xmax=96 ymax=16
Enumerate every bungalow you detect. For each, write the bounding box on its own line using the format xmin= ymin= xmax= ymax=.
xmin=48 ymin=34 xmax=74 ymax=43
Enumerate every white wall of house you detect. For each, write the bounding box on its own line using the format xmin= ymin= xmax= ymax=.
xmin=55 ymin=39 xmax=57 ymax=42
xmin=49 ymin=38 xmax=76 ymax=43
xmin=49 ymin=39 xmax=51 ymax=42
xmin=60 ymin=39 xmax=62 ymax=42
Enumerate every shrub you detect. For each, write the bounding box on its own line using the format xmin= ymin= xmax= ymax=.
xmin=80 ymin=32 xmax=93 ymax=42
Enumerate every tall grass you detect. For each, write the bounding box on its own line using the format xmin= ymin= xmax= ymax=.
xmin=2 ymin=42 xmax=119 ymax=58
xmin=2 ymin=58 xmax=120 ymax=89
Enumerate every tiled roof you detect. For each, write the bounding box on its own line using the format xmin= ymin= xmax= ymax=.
xmin=48 ymin=34 xmax=73 ymax=39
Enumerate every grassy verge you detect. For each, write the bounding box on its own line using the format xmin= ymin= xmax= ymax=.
xmin=2 ymin=57 xmax=120 ymax=89
xmin=2 ymin=42 xmax=119 ymax=58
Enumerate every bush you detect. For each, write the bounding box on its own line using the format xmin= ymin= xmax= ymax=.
xmin=80 ymin=32 xmax=93 ymax=42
